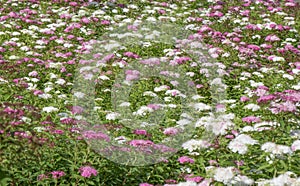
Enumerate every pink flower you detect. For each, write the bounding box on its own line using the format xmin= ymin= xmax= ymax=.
xmin=234 ymin=160 xmax=244 ymax=166
xmin=81 ymin=17 xmax=90 ymax=24
xmin=129 ymin=139 xmax=154 ymax=147
xmin=196 ymin=84 xmax=204 ymax=89
xmin=82 ymin=130 xmax=110 ymax=142
xmin=61 ymin=118 xmax=76 ymax=125
xmin=240 ymin=96 xmax=250 ymax=102
xmin=147 ymin=104 xmax=160 ymax=110
xmin=265 ymin=34 xmax=280 ymax=42
xmin=255 ymin=87 xmax=268 ymax=97
xmin=101 ymin=20 xmax=110 ymax=25
xmin=79 ymin=166 xmax=98 ymax=178
xmin=133 ymin=129 xmax=147 ymax=135
xmin=28 ymin=71 xmax=38 ymax=77
xmin=123 ymin=51 xmax=139 ymax=58
xmin=247 ymin=44 xmax=260 ymax=51
xmin=158 ymin=9 xmax=166 ymax=14
xmin=52 ymin=130 xmax=64 ymax=135
xmin=232 ymin=37 xmax=241 ymax=42
xmin=277 ymin=101 xmax=297 ymax=112
xmin=225 ymin=135 xmax=234 ymax=139
xmin=209 ymin=160 xmax=218 ymax=165
xmin=125 ymin=70 xmax=140 ymax=81
xmin=184 ymin=174 xmax=204 ymax=182
xmin=127 ymin=25 xmax=138 ymax=31
xmin=163 ymin=127 xmax=179 ymax=136
xmin=165 ymin=179 xmax=177 ymax=184
xmin=242 ymin=116 xmax=261 ymax=123
xmin=37 ymin=174 xmax=48 ymax=181
xmin=257 ymin=95 xmax=276 ymax=103
xmin=69 ymin=2 xmax=78 ymax=6
xmin=139 ymin=183 xmax=153 ymax=186
xmin=71 ymin=106 xmax=84 ymax=114
xmin=175 ymin=56 xmax=191 ymax=65
xmin=140 ymin=58 xmax=160 ymax=66
xmin=178 ymin=156 xmax=195 ymax=164
xmin=231 ymin=130 xmax=239 ymax=136
xmin=50 ymin=171 xmax=65 ymax=179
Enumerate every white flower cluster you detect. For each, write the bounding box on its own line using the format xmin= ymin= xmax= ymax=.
xmin=256 ymin=172 xmax=300 ymax=186
xmin=228 ymin=134 xmax=258 ymax=154
xmin=42 ymin=106 xmax=59 ymax=113
xmin=241 ymin=121 xmax=279 ymax=132
xmin=261 ymin=142 xmax=292 ymax=155
xmin=195 ymin=113 xmax=235 ymax=135
xmin=182 ymin=139 xmax=211 ymax=153
xmin=213 ymin=167 xmax=235 ymax=184
xmin=132 ymin=106 xmax=154 ymax=116
xmin=206 ymin=166 xmax=254 ymax=185
xmin=106 ymin=112 xmax=120 ymax=120
xmin=191 ymin=102 xmax=212 ymax=111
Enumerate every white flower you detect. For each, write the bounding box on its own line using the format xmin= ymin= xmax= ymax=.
xmin=119 ymin=102 xmax=131 ymax=107
xmin=253 ymin=72 xmax=264 ymax=78
xmin=44 ymin=87 xmax=53 ymax=93
xmin=228 ymin=134 xmax=258 ymax=154
xmin=261 ymin=142 xmax=292 ymax=155
xmin=114 ymin=136 xmax=127 ymax=144
xmin=182 ymin=139 xmax=210 ymax=152
xmin=230 ymin=175 xmax=254 ymax=185
xmin=31 ymin=78 xmax=39 ymax=83
xmin=292 ymin=82 xmax=300 ymax=90
xmin=249 ymin=80 xmax=264 ymax=87
xmin=27 ymin=83 xmax=37 ymax=91
xmin=42 ymin=106 xmax=59 ymax=113
xmin=49 ymin=62 xmax=62 ymax=69
xmin=9 ymin=55 xmax=19 ymax=60
xmin=106 ymin=112 xmax=120 ymax=120
xmin=291 ymin=140 xmax=300 ymax=151
xmin=228 ymin=141 xmax=248 ymax=154
xmin=34 ymin=127 xmax=45 ymax=132
xmin=38 ymin=93 xmax=52 ymax=99
xmin=196 ymin=113 xmax=235 ymax=135
xmin=176 ymin=119 xmax=192 ymax=127
xmin=292 ymin=69 xmax=300 ymax=75
xmin=192 ymin=103 xmax=212 ymax=111
xmin=74 ymin=92 xmax=85 ymax=98
xmin=167 ymin=104 xmax=177 ymax=108
xmin=133 ymin=106 xmax=153 ymax=116
xmin=21 ymin=117 xmax=31 ymax=123
xmin=242 ymin=126 xmax=254 ymax=132
xmin=192 ymin=95 xmax=205 ymax=100
xmin=283 ymin=74 xmax=294 ymax=80
xmin=257 ymin=172 xmax=299 ymax=186
xmin=98 ymin=75 xmax=110 ymax=80
xmin=55 ymin=78 xmax=66 ymax=85
xmin=154 ymin=85 xmax=169 ymax=92
xmin=236 ymin=134 xmax=258 ymax=144
xmin=243 ymin=103 xmax=260 ymax=111
xmin=272 ymin=56 xmax=285 ymax=62
xmin=213 ymin=167 xmax=235 ymax=184
xmin=210 ymin=78 xmax=223 ymax=85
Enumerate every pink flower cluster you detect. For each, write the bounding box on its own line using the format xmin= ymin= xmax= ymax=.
xmin=178 ymin=156 xmax=195 ymax=164
xmin=125 ymin=70 xmax=140 ymax=81
xmin=242 ymin=116 xmax=261 ymax=123
xmin=184 ymin=174 xmax=204 ymax=182
xmin=50 ymin=171 xmax=65 ymax=179
xmin=82 ymin=130 xmax=110 ymax=142
xmin=79 ymin=166 xmax=98 ymax=178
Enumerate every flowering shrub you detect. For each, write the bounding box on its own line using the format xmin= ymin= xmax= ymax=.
xmin=0 ymin=0 xmax=300 ymax=185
